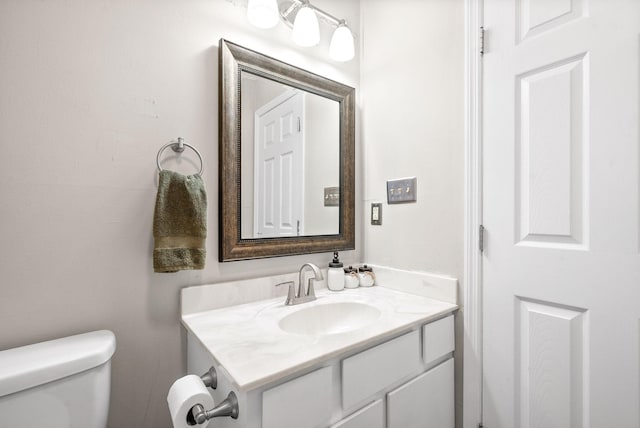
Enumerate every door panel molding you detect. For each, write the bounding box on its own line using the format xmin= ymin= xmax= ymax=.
xmin=515 ymin=297 xmax=588 ymax=428
xmin=516 ymin=0 xmax=586 ymax=43
xmin=515 ymin=53 xmax=589 ymax=250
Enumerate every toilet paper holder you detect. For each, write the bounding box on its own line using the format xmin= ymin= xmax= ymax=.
xmin=200 ymin=367 xmax=217 ymax=390
xmin=188 ymin=391 xmax=239 ymax=425
xmin=186 ymin=367 xmax=239 ymax=425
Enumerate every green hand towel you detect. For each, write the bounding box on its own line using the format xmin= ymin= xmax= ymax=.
xmin=153 ymin=170 xmax=207 ymax=272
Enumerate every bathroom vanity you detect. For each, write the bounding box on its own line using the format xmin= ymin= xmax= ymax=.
xmin=181 ymin=266 xmax=457 ymax=428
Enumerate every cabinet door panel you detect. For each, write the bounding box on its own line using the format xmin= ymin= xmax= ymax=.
xmin=387 ymin=358 xmax=454 ymax=428
xmin=423 ymin=315 xmax=455 ymax=365
xmin=262 ymin=366 xmax=333 ymax=428
xmin=330 ymin=399 xmax=384 ymax=428
xmin=342 ymin=330 xmax=421 ymax=410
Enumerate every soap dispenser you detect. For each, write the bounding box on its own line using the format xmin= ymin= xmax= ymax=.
xmin=327 ymin=251 xmax=344 ymax=291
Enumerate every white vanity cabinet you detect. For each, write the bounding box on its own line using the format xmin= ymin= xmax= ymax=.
xmin=186 ymin=313 xmax=455 ymax=428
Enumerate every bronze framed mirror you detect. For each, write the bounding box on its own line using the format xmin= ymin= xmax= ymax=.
xmin=218 ymin=39 xmax=355 ymax=261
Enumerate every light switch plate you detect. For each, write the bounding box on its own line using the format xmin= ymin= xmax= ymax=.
xmin=371 ymin=203 xmax=382 ymax=225
xmin=324 ymin=186 xmax=340 ymax=207
xmin=387 ymin=177 xmax=417 ymax=204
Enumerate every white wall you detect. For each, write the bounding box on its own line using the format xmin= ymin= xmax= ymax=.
xmin=360 ymin=0 xmax=464 ymax=425
xmin=0 ymin=1 xmax=360 ymax=427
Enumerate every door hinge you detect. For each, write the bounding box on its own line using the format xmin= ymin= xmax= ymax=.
xmin=479 ymin=26 xmax=485 ymax=55
xmin=479 ymin=224 xmax=485 ymax=252
xmin=297 ymin=117 xmax=301 ymax=132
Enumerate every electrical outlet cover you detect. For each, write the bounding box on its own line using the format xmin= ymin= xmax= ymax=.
xmin=371 ymin=203 xmax=382 ymax=225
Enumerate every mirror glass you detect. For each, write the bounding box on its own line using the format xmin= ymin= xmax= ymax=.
xmin=240 ymin=71 xmax=340 ymax=239
xmin=219 ymin=39 xmax=355 ymax=262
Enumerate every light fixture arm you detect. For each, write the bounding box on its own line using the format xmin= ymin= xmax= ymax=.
xmin=304 ymin=3 xmax=341 ymax=27
xmin=280 ymin=0 xmax=345 ymax=29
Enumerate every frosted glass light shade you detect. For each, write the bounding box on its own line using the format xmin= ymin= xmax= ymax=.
xmin=292 ymin=6 xmax=320 ymax=47
xmin=247 ymin=0 xmax=279 ymax=29
xmin=329 ymin=24 xmax=355 ymax=62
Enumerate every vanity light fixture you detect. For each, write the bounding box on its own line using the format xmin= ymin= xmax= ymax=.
xmin=246 ymin=0 xmax=355 ymax=62
xmin=291 ymin=2 xmax=320 ymax=47
xmin=247 ymin=0 xmax=280 ymax=29
xmin=329 ymin=20 xmax=355 ymax=62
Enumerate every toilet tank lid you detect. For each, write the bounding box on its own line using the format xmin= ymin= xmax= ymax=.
xmin=0 ymin=330 xmax=116 ymax=397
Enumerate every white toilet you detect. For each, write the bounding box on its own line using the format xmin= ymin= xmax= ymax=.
xmin=0 ymin=330 xmax=116 ymax=428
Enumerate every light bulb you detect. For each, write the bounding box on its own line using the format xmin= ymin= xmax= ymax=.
xmin=247 ymin=0 xmax=279 ymax=29
xmin=329 ymin=23 xmax=355 ymax=62
xmin=292 ymin=5 xmax=320 ymax=47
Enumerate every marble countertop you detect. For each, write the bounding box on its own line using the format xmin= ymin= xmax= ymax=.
xmin=182 ymin=286 xmax=457 ymax=391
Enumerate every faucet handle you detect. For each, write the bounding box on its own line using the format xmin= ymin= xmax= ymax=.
xmin=276 ymin=281 xmax=296 ymax=305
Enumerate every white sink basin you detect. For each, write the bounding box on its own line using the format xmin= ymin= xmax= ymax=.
xmin=278 ymin=302 xmax=381 ymax=336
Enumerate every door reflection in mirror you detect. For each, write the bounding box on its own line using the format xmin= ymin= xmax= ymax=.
xmin=240 ymin=71 xmax=340 ymax=239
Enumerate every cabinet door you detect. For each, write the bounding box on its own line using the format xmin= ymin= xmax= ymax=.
xmin=387 ymin=358 xmax=454 ymax=428
xmin=330 ymin=399 xmax=384 ymax=428
xmin=342 ymin=330 xmax=421 ymax=410
xmin=423 ymin=315 xmax=455 ymax=365
xmin=262 ymin=366 xmax=333 ymax=428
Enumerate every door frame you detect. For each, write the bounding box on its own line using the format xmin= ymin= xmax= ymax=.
xmin=463 ymin=0 xmax=483 ymax=426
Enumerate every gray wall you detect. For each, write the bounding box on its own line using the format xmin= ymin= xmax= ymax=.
xmin=360 ymin=0 xmax=465 ymax=425
xmin=0 ymin=1 xmax=361 ymax=427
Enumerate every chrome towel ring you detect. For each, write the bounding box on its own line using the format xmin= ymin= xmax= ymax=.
xmin=156 ymin=137 xmax=204 ymax=176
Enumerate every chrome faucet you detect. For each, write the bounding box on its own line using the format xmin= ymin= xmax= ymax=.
xmin=276 ymin=263 xmax=324 ymax=305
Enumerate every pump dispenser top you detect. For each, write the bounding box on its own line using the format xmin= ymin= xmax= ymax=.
xmin=327 ymin=251 xmax=344 ymax=291
xmin=329 ymin=251 xmax=343 ymax=268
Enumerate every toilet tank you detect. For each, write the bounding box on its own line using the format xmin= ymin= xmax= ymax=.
xmin=0 ymin=330 xmax=116 ymax=428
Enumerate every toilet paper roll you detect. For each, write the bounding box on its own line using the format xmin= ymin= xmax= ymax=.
xmin=167 ymin=374 xmax=215 ymax=427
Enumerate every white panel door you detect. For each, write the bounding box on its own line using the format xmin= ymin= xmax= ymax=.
xmin=254 ymin=91 xmax=305 ymax=237
xmin=483 ymin=1 xmax=640 ymax=427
